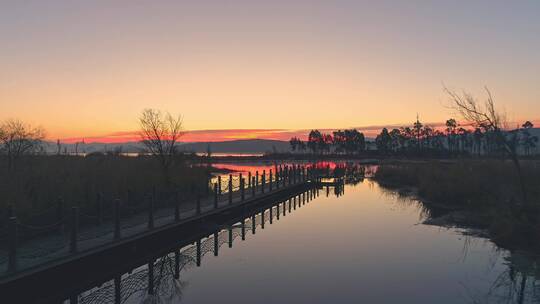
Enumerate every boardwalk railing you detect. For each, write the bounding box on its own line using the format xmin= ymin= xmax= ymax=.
xmin=1 ymin=164 xmax=314 ymax=277
xmin=73 ymin=187 xmax=320 ymax=304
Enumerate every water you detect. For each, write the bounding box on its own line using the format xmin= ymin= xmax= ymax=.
xmin=68 ymin=164 xmax=539 ymax=304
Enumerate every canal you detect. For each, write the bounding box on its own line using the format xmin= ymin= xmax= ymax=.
xmin=66 ymin=163 xmax=539 ymax=304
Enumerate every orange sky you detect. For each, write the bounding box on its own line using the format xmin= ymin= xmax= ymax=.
xmin=2 ymin=2 xmax=539 ymax=141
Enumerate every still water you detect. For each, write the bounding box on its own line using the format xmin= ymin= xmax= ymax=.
xmin=74 ymin=164 xmax=539 ymax=304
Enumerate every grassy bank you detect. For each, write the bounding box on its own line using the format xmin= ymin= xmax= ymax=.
xmin=0 ymin=155 xmax=213 ymax=227
xmin=374 ymin=160 xmax=540 ymax=251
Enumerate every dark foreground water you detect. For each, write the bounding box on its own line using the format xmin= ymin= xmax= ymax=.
xmin=69 ymin=171 xmax=539 ymax=304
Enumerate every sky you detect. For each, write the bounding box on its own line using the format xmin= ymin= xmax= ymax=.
xmin=1 ymin=0 xmax=539 ymax=142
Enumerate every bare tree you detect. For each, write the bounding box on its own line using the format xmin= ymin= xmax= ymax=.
xmin=139 ymin=109 xmax=184 ymax=176
xmin=0 ymin=119 xmax=46 ymax=170
xmin=444 ymin=86 xmax=527 ymax=203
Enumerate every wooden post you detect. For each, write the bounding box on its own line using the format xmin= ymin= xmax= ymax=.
xmin=261 ymin=170 xmax=265 ymax=193
xmin=241 ymin=219 xmax=246 ymax=240
xmin=269 ymin=169 xmax=273 ymax=191
xmin=276 ymin=204 xmax=280 ymax=220
xmin=240 ymin=177 xmax=245 ymax=201
xmin=283 ymin=201 xmax=286 ymax=216
xmin=218 ymin=176 xmax=222 ymax=196
xmin=174 ymin=249 xmax=180 ymax=279
xmin=270 ymin=206 xmax=273 ymax=224
xmin=196 ymin=239 xmax=201 ymax=266
xmin=148 ymin=260 xmax=154 ymax=295
xmin=288 ymin=166 xmax=292 ymax=186
xmin=214 ymin=183 xmax=219 ymax=209
xmin=114 ymin=199 xmax=121 ymax=240
xmin=148 ymin=193 xmax=154 ymax=230
xmin=251 ymin=215 xmax=256 ymax=234
xmin=251 ymin=177 xmax=256 ymax=197
xmin=70 ymin=207 xmax=78 ymax=253
xmin=213 ymin=232 xmax=219 ymax=256
xmin=228 ymin=174 xmax=233 ymax=205
xmin=8 ymin=217 xmax=17 ymax=272
xmin=288 ymin=198 xmax=292 ymax=213
xmin=275 ymin=168 xmax=280 ymax=189
xmin=114 ymin=275 xmax=121 ymax=304
xmin=255 ymin=171 xmax=259 ymax=190
xmin=293 ymin=197 xmax=296 ymax=210
xmin=175 ymin=191 xmax=180 ymax=222
xmin=248 ymin=172 xmax=252 ymax=189
xmin=228 ymin=228 xmax=233 ymax=248
xmin=261 ymin=211 xmax=265 ymax=229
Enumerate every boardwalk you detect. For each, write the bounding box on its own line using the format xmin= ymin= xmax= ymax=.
xmin=0 ymin=165 xmax=316 ymax=303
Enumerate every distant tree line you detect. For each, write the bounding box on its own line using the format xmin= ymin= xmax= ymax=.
xmin=289 ymin=119 xmax=538 ymax=157
xmin=290 ymin=129 xmax=366 ymax=155
xmin=374 ymin=118 xmax=538 ymax=157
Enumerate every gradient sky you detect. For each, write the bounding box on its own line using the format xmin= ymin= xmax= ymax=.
xmin=1 ymin=1 xmax=539 ymax=142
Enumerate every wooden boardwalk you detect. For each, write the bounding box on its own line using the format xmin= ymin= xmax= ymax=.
xmin=0 ymin=165 xmax=317 ymax=303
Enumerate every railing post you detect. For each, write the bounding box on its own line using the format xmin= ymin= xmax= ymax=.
xmin=175 ymin=191 xmax=180 ymax=222
xmin=214 ymin=183 xmax=219 ymax=208
xmin=241 ymin=219 xmax=246 ymax=240
xmin=288 ymin=198 xmax=292 ymax=213
xmin=261 ymin=211 xmax=265 ymax=229
xmin=228 ymin=174 xmax=233 ymax=205
xmin=228 ymin=228 xmax=233 ymax=248
xmin=251 ymin=215 xmax=256 ymax=234
xmin=248 ymin=172 xmax=252 ymax=190
xmin=196 ymin=239 xmax=202 ymax=266
xmin=251 ymin=177 xmax=256 ymax=197
xmin=241 ymin=177 xmax=245 ymax=201
xmin=255 ymin=171 xmax=259 ymax=191
xmin=148 ymin=260 xmax=154 ymax=295
xmin=269 ymin=169 xmax=273 ymax=191
xmin=270 ymin=206 xmax=273 ymax=224
xmin=261 ymin=170 xmax=266 ymax=193
xmin=280 ymin=166 xmax=283 ymax=188
xmin=8 ymin=217 xmax=17 ymax=272
xmin=114 ymin=275 xmax=121 ymax=304
xmin=148 ymin=193 xmax=154 ymax=230
xmin=288 ymin=166 xmax=292 ymax=186
xmin=276 ymin=168 xmax=280 ymax=189
xmin=70 ymin=207 xmax=79 ymax=253
xmin=218 ymin=176 xmax=222 ymax=196
xmin=174 ymin=249 xmax=180 ymax=279
xmin=114 ymin=199 xmax=121 ymax=240
xmin=213 ymin=232 xmax=219 ymax=256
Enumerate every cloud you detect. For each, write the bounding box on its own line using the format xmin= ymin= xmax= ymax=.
xmin=59 ymin=119 xmax=540 ymax=144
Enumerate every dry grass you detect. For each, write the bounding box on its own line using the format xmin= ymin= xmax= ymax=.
xmin=0 ymin=155 xmax=211 ymax=225
xmin=374 ymin=160 xmax=540 ymax=250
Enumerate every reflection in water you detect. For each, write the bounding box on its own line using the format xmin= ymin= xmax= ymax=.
xmin=378 ymin=181 xmax=540 ymax=304
xmin=72 ymin=189 xmax=321 ymax=304
xmin=64 ymin=163 xmax=540 ymax=304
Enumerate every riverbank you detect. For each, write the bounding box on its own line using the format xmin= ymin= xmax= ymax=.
xmin=373 ymin=160 xmax=540 ymax=252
